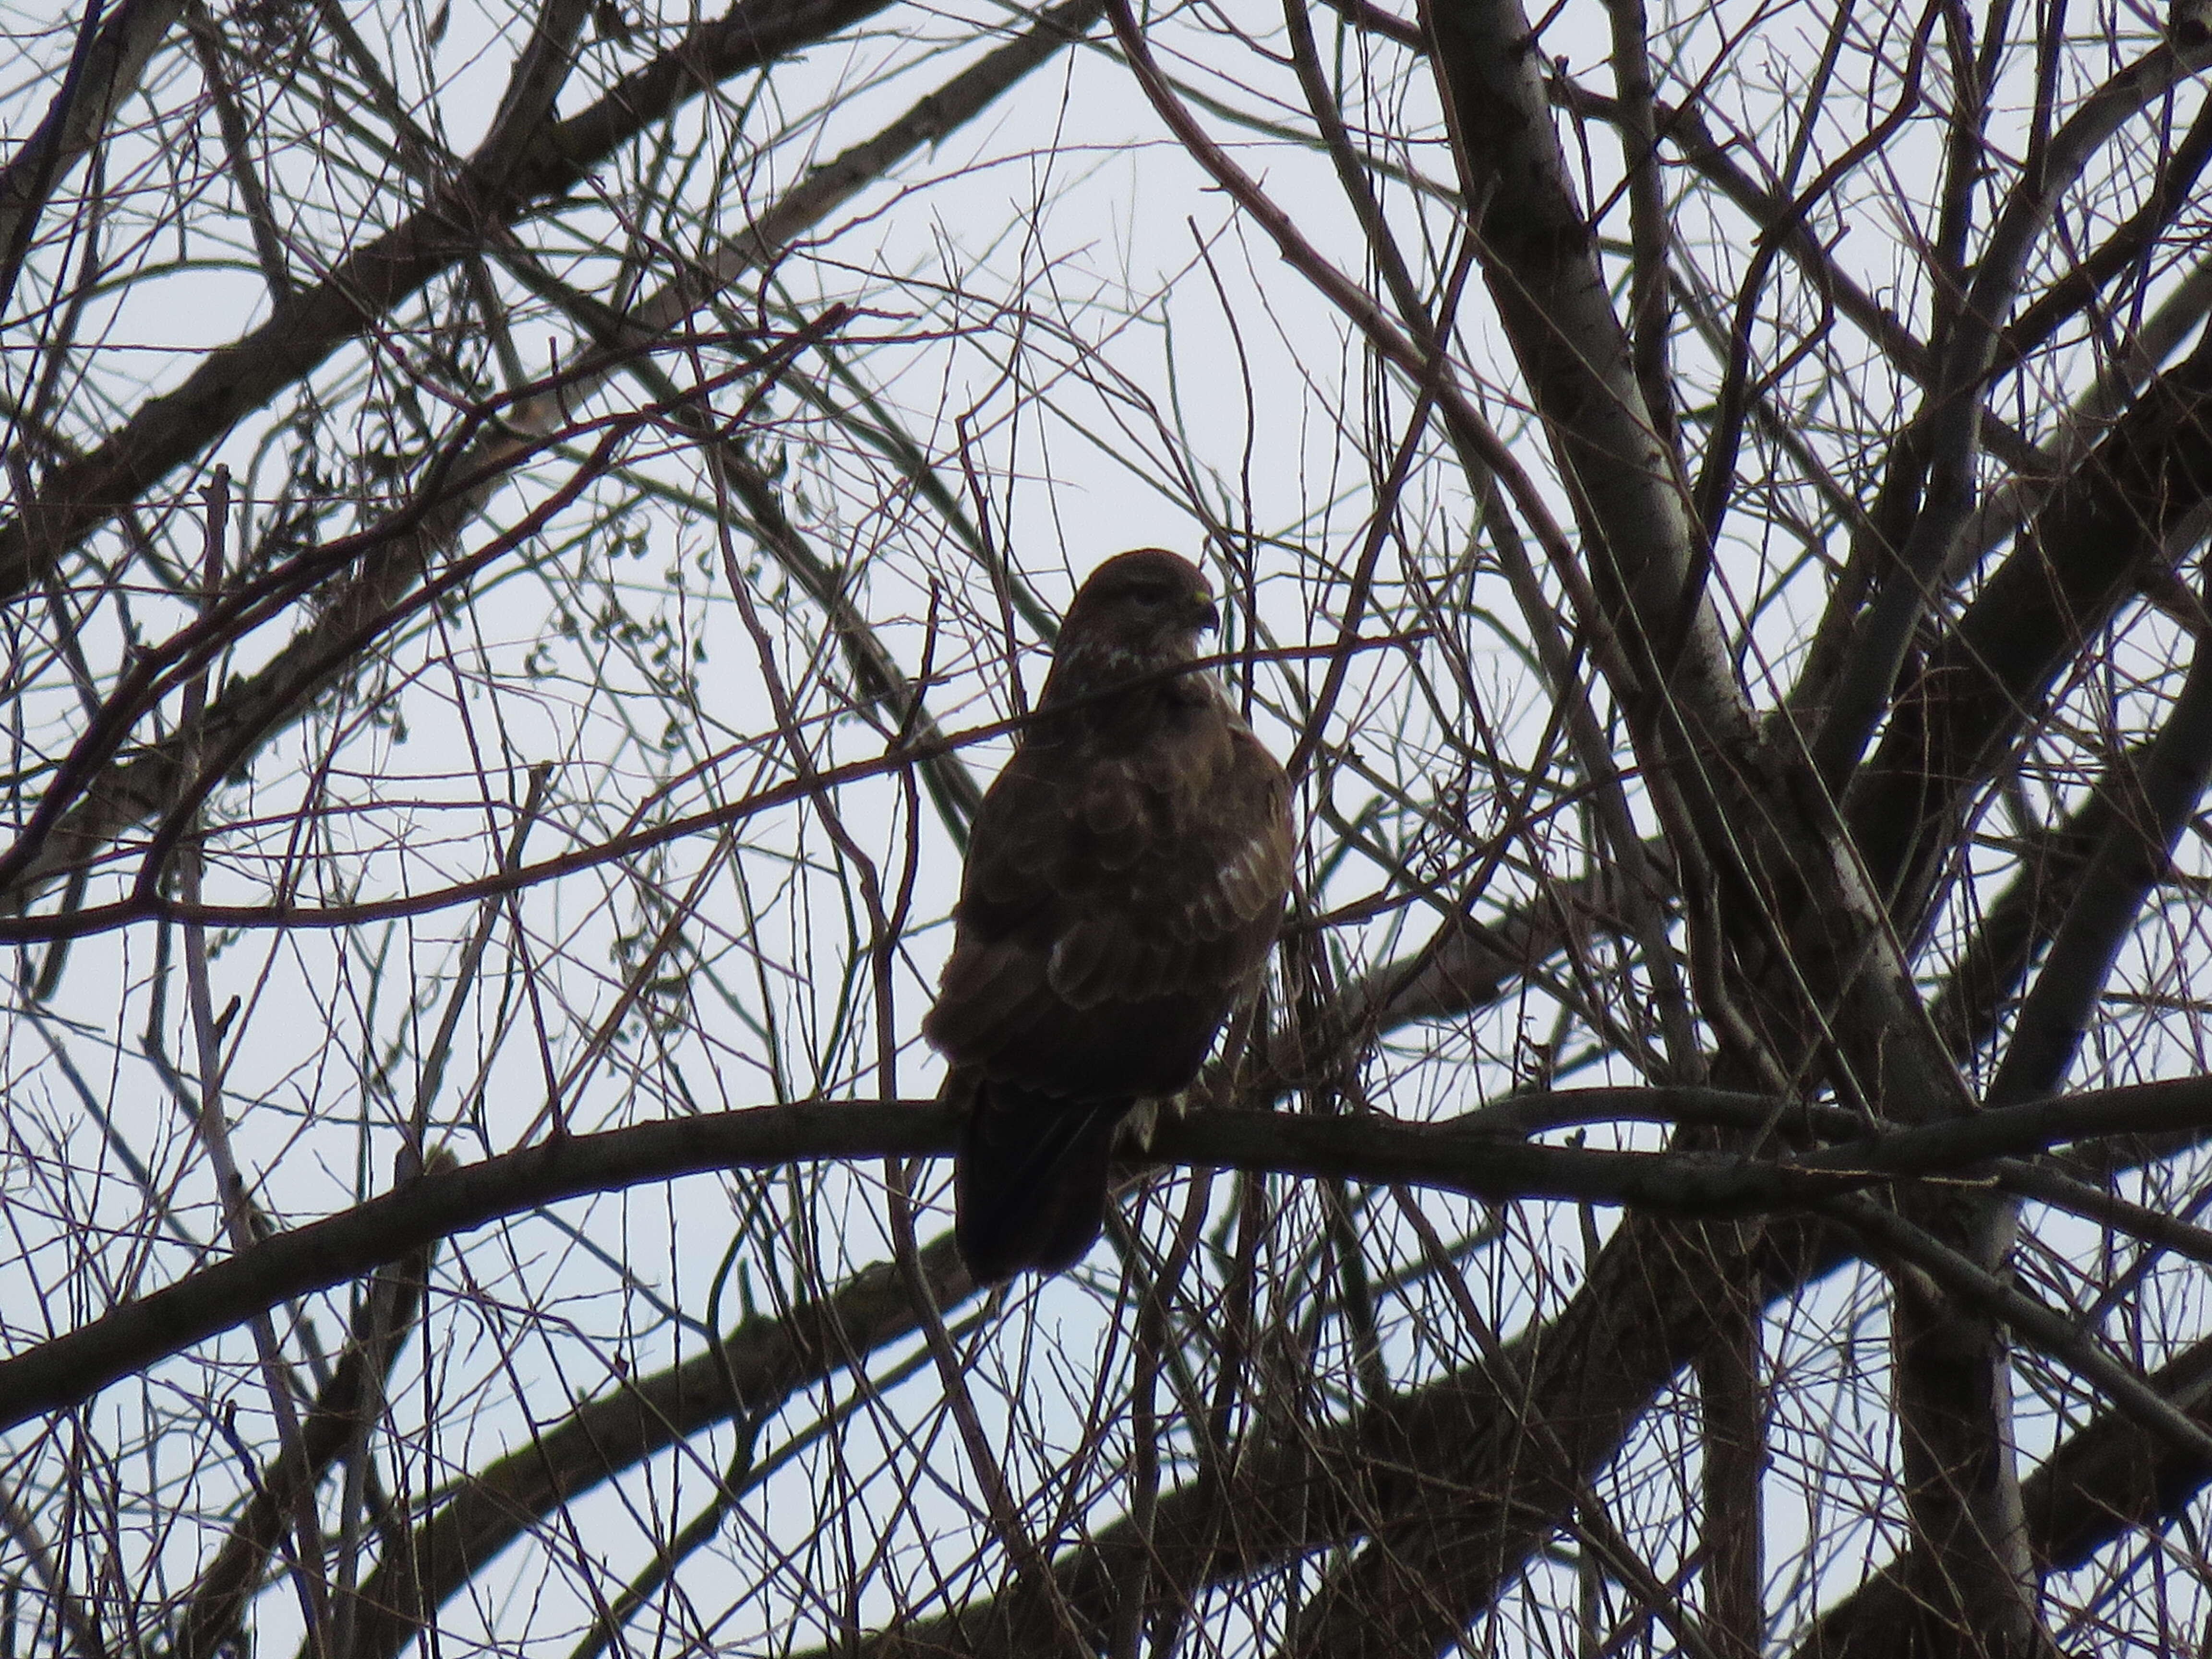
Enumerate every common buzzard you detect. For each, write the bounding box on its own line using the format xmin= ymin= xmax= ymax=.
xmin=923 ymin=549 xmax=1294 ymax=1282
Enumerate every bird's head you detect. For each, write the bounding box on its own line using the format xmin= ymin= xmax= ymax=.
xmin=1051 ymin=549 xmax=1221 ymax=686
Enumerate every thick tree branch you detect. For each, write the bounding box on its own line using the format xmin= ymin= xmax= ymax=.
xmin=1798 ymin=1331 xmax=2212 ymax=1654
xmin=20 ymin=1082 xmax=2212 ymax=1458
xmin=1848 ymin=326 xmax=2212 ymax=937
xmin=1814 ymin=32 xmax=2212 ymax=788
xmin=0 ymin=0 xmax=187 ymax=317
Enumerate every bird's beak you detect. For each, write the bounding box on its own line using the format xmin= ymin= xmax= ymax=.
xmin=1194 ymin=595 xmax=1221 ymax=633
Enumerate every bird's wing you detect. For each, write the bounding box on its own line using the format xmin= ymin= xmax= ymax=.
xmin=924 ymin=700 xmax=1291 ymax=1097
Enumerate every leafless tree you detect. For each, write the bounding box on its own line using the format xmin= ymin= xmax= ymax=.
xmin=6 ymin=0 xmax=2212 ymax=1651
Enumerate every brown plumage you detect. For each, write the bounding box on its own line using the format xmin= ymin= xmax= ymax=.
xmin=923 ymin=549 xmax=1294 ymax=1282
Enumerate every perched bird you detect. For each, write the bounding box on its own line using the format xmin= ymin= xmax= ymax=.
xmin=923 ymin=549 xmax=1294 ymax=1282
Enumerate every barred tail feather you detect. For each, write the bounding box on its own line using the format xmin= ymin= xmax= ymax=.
xmin=955 ymin=1084 xmax=1130 ymax=1282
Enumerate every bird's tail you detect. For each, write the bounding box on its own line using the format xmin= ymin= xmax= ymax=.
xmin=955 ymin=1083 xmax=1130 ymax=1283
